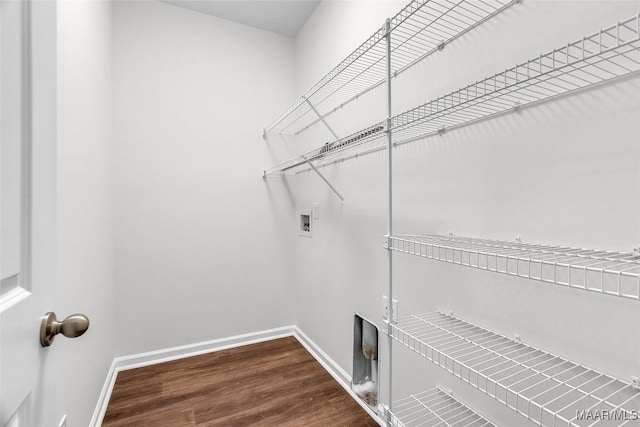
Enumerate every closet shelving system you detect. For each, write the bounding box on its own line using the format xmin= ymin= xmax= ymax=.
xmin=266 ymin=13 xmax=640 ymax=177
xmin=264 ymin=1 xmax=640 ymax=426
xmin=263 ymin=0 xmax=518 ymax=176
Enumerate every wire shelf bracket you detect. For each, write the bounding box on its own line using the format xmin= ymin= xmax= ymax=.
xmin=262 ymin=153 xmax=345 ymax=201
xmin=306 ymin=160 xmax=344 ymax=202
xmin=390 ymin=311 xmax=640 ymax=427
xmin=303 ymin=96 xmax=340 ymax=141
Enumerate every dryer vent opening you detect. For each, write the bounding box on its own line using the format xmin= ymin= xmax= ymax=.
xmin=352 ymin=314 xmax=378 ymax=408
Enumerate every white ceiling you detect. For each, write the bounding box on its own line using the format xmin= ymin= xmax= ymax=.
xmin=160 ymin=0 xmax=321 ymax=38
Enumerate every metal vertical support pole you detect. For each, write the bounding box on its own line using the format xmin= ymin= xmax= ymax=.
xmin=384 ymin=17 xmax=394 ymax=424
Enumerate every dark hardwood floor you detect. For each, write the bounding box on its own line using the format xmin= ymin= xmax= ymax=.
xmin=102 ymin=336 xmax=379 ymax=426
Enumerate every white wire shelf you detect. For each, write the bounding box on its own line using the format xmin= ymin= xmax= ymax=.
xmin=388 ymin=235 xmax=640 ymax=301
xmin=264 ymin=0 xmax=516 ymax=137
xmin=263 ymin=122 xmax=387 ymax=175
xmin=390 ymin=387 xmax=495 ymax=426
xmin=389 ymin=13 xmax=640 ymax=145
xmin=390 ymin=312 xmax=640 ymax=427
xmin=264 ymin=14 xmax=640 ymax=175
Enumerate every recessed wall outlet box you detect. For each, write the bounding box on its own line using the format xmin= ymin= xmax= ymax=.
xmin=313 ymin=202 xmax=320 ymax=219
xmin=299 ymin=210 xmax=312 ymax=237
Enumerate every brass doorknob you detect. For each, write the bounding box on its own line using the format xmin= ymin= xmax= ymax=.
xmin=40 ymin=312 xmax=90 ymax=347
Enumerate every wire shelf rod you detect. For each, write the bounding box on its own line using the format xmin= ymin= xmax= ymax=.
xmin=570 ymin=382 xmax=633 ymax=427
xmin=264 ymin=26 xmax=386 ymax=134
xmin=390 ymin=387 xmax=496 ymax=426
xmin=412 ymin=394 xmax=459 ymax=426
xmin=408 ymin=235 xmax=640 ymax=266
xmin=389 ymin=38 xmax=640 ymax=144
xmin=595 ymin=392 xmax=640 ymax=427
xmin=391 ymin=0 xmax=516 ymax=77
xmin=505 ymin=360 xmax=580 ymax=400
xmin=264 ymin=0 xmax=516 ymax=136
xmin=522 ymin=368 xmax=599 ymax=412
xmin=390 ymin=37 xmax=639 ymax=123
xmin=410 ymin=314 xmax=580 ymax=394
xmin=390 ymin=242 xmax=638 ymax=274
xmin=263 ymin=121 xmax=387 ymax=175
xmin=391 ymin=312 xmax=640 ymax=426
xmin=388 ymin=234 xmax=640 ymax=301
xmin=401 ymin=314 xmax=623 ymax=411
xmin=264 ymin=15 xmax=640 ymax=176
xmin=285 ymin=1 xmax=465 ymax=135
xmin=391 ymin=54 xmax=637 ymax=141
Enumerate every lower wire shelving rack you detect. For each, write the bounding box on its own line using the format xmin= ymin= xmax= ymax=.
xmin=389 ymin=312 xmax=640 ymax=427
xmin=388 ymin=235 xmax=640 ymax=302
xmin=390 ymin=387 xmax=495 ymax=427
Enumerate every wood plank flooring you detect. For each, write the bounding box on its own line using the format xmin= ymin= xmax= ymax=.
xmin=102 ymin=336 xmax=379 ymax=426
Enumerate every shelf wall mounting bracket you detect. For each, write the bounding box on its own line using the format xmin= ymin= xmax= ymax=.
xmin=303 ymin=96 xmax=340 ymax=141
xmin=382 ymin=300 xmax=400 ymax=331
xmin=304 ymin=159 xmax=344 ymax=202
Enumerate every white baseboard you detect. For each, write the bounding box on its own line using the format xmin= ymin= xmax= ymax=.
xmin=292 ymin=327 xmax=385 ymax=426
xmin=90 ymin=325 xmax=385 ymax=427
xmin=90 ymin=358 xmax=118 ymax=427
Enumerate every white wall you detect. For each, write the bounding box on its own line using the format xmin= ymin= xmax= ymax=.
xmin=111 ymin=0 xmax=297 ymax=356
xmin=56 ymin=1 xmax=115 ymax=426
xmin=289 ymin=1 xmax=640 ymax=424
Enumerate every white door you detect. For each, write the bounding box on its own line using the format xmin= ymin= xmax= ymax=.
xmin=1 ymin=0 xmax=58 ymax=426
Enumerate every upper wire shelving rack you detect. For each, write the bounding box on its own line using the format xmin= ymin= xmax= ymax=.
xmin=264 ymin=0 xmax=517 ymax=137
xmin=389 ymin=13 xmax=640 ymax=146
xmin=265 ymin=13 xmax=640 ymax=176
